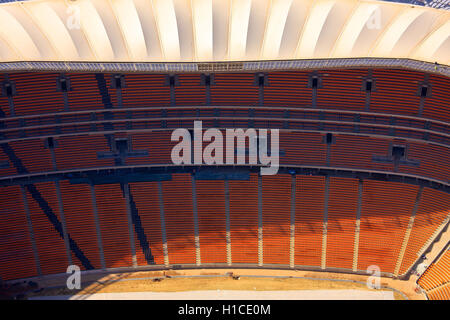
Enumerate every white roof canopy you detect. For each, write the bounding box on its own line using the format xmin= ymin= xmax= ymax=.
xmin=0 ymin=0 xmax=448 ymax=65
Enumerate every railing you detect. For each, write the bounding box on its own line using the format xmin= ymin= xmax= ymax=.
xmin=0 ymin=163 xmax=448 ymax=192
xmin=0 ymin=58 xmax=449 ymax=76
xmin=0 ymin=105 xmax=449 ymax=147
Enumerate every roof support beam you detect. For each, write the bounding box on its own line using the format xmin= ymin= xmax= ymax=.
xmin=110 ymin=0 xmax=147 ymax=60
xmin=261 ymin=0 xmax=293 ymax=59
xmin=228 ymin=0 xmax=252 ymax=60
xmin=192 ymin=0 xmax=213 ymax=61
xmin=152 ymin=0 xmax=180 ymax=61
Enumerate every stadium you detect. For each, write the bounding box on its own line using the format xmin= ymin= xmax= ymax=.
xmin=0 ymin=0 xmax=448 ymax=301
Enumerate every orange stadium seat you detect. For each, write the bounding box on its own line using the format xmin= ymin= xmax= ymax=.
xmin=0 ymin=186 xmax=37 ymax=280
xmin=129 ymin=182 xmax=166 ymax=266
xmin=316 ymin=69 xmax=366 ymax=111
xmin=264 ymin=71 xmax=311 ymax=107
xmin=7 ymin=140 xmax=53 ymax=174
xmin=422 ymin=74 xmax=450 ymax=122
xmin=399 ymin=188 xmax=450 ymax=276
xmin=66 ymin=73 xmax=104 ymax=112
xmin=326 ymin=177 xmax=358 ymax=270
xmin=196 ymin=180 xmax=228 ymax=264
xmin=54 ymin=135 xmax=113 ymax=170
xmin=59 ymin=181 xmax=102 ymax=270
xmin=426 ymin=284 xmax=450 ymax=300
xmin=229 ymin=175 xmax=259 ymax=265
xmin=211 ymin=73 xmax=258 ymax=106
xmin=7 ymin=73 xmax=64 ymax=116
xmin=162 ymin=174 xmax=196 ymax=265
xmin=175 ymin=74 xmax=206 ymax=106
xmin=25 ymin=182 xmax=69 ymax=275
xmin=418 ymin=249 xmax=450 ymax=291
xmin=261 ymin=175 xmax=291 ymax=266
xmin=358 ymin=180 xmax=418 ymax=274
xmin=295 ymin=175 xmax=325 ymax=268
xmin=95 ymin=184 xmax=133 ymax=268
xmin=120 ymin=74 xmax=170 ymax=107
xmin=369 ymin=69 xmax=423 ymax=116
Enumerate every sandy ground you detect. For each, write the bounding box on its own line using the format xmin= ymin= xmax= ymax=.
xmin=26 ymin=273 xmax=406 ymax=300
xmin=23 ymin=268 xmax=421 ymax=299
xmin=30 ymin=289 xmax=394 ymax=300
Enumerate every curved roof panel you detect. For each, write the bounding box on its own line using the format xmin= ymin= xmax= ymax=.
xmin=0 ymin=0 xmax=448 ymax=65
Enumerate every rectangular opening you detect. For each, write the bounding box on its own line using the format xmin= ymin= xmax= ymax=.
xmin=420 ymin=86 xmax=428 ymax=97
xmin=204 ymin=74 xmax=211 ymax=86
xmin=312 ymin=77 xmax=318 ymax=89
xmin=258 ymin=75 xmax=265 ymax=86
xmin=60 ymin=79 xmax=68 ymax=92
xmin=169 ymin=76 xmax=176 ymax=87
xmin=114 ymin=76 xmax=122 ymax=89
xmin=115 ymin=139 xmax=129 ymax=152
xmin=365 ymin=80 xmax=372 ymax=92
xmin=391 ymin=145 xmax=405 ymax=158
xmin=5 ymin=83 xmax=12 ymax=96
xmin=326 ymin=133 xmax=333 ymax=144
xmin=47 ymin=137 xmax=55 ymax=149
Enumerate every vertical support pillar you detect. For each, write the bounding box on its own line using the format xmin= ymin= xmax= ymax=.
xmin=394 ymin=186 xmax=423 ymax=277
xmin=123 ymin=183 xmax=137 ymax=268
xmin=224 ymin=180 xmax=232 ymax=266
xmin=191 ymin=175 xmax=202 ymax=266
xmin=326 ymin=143 xmax=331 ymax=167
xmin=352 ymin=179 xmax=363 ymax=272
xmin=321 ymin=176 xmax=329 ymax=270
xmin=289 ymin=175 xmax=296 ymax=269
xmin=157 ymin=181 xmax=169 ymax=267
xmin=62 ymin=91 xmax=69 ymax=112
xmin=54 ymin=180 xmax=72 ymax=266
xmin=21 ymin=185 xmax=42 ymax=276
xmin=7 ymin=96 xmax=15 ymax=116
xmin=364 ymin=90 xmax=371 ymax=111
xmin=258 ymin=175 xmax=263 ymax=267
xmin=89 ymin=184 xmax=106 ymax=270
xmin=116 ymin=88 xmax=123 ymax=108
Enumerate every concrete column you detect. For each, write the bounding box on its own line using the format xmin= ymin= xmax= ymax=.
xmin=89 ymin=184 xmax=106 ymax=270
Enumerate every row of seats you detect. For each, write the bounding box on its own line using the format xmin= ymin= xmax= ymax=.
xmin=399 ymin=188 xmax=450 ymax=275
xmin=25 ymin=182 xmax=69 ymax=276
xmin=1 ymin=174 xmax=448 ymax=280
xmin=261 ymin=174 xmax=291 ymax=266
xmin=426 ymin=284 xmax=450 ymax=300
xmin=326 ymin=177 xmax=358 ymax=270
xmin=294 ymin=175 xmax=325 ymax=267
xmin=358 ymin=180 xmax=418 ymax=273
xmin=1 ymin=131 xmax=448 ymax=185
xmin=418 ymin=249 xmax=450 ymax=293
xmin=196 ymin=180 xmax=228 ymax=264
xmin=229 ymin=175 xmax=259 ymax=265
xmin=0 ymin=185 xmax=37 ymax=280
xmin=1 ymin=69 xmax=448 ymax=122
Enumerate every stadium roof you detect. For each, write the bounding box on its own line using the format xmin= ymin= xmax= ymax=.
xmin=0 ymin=0 xmax=448 ymax=66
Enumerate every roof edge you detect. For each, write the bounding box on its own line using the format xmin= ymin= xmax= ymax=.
xmin=0 ymin=58 xmax=449 ymax=77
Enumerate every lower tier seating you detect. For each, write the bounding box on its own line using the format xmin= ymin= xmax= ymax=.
xmin=0 ymin=174 xmax=448 ymax=281
xmin=418 ymin=249 xmax=450 ymax=300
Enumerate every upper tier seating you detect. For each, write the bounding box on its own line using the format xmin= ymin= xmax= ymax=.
xmin=1 ymin=69 xmax=448 ymax=124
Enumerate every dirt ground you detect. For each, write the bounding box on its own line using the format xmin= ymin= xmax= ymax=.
xmin=27 ymin=270 xmax=408 ymax=300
